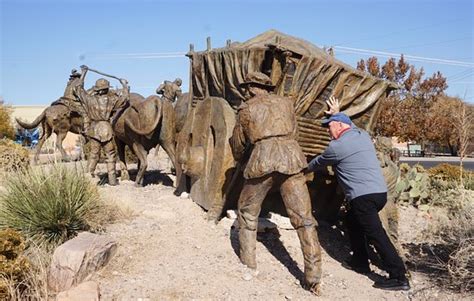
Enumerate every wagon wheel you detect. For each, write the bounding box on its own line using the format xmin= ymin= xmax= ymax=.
xmin=177 ymin=97 xmax=237 ymax=217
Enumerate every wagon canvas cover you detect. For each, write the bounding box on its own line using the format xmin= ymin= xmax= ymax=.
xmin=188 ymin=30 xmax=396 ymax=156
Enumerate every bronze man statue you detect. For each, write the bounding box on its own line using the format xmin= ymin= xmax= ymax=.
xmin=74 ymin=65 xmax=129 ymax=185
xmin=230 ymin=72 xmax=322 ymax=295
xmin=156 ymin=78 xmax=182 ymax=103
xmin=63 ymin=69 xmax=82 ymax=100
xmin=52 ymin=69 xmax=84 ymax=113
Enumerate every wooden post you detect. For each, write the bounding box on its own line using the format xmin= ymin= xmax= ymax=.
xmin=206 ymin=37 xmax=211 ymax=51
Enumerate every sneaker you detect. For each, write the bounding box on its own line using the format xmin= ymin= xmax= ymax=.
xmin=341 ymin=259 xmax=371 ymax=274
xmin=373 ymin=277 xmax=410 ymax=291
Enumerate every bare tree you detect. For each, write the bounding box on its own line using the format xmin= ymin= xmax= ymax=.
xmin=455 ymin=99 xmax=473 ymax=192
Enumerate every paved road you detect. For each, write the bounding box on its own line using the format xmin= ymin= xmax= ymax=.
xmin=400 ymin=157 xmax=474 ymax=170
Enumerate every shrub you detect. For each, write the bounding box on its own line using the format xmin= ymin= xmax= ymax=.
xmin=0 ymin=164 xmax=104 ymax=248
xmin=429 ymin=163 xmax=474 ymax=190
xmin=0 ymin=229 xmax=30 ymax=299
xmin=0 ymin=104 xmax=15 ymax=140
xmin=0 ymin=139 xmax=30 ymax=173
xmin=396 ymin=163 xmax=473 ymax=209
xmin=423 ymin=197 xmax=474 ymax=292
xmin=0 ymin=230 xmax=50 ymax=300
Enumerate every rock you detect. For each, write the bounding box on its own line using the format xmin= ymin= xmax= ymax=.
xmin=180 ymin=192 xmax=189 ymax=199
xmin=226 ymin=210 xmax=238 ymax=219
xmin=56 ymin=281 xmax=100 ymax=301
xmin=242 ymin=273 xmax=253 ymax=281
xmin=49 ymin=232 xmax=117 ymax=292
xmin=268 ymin=212 xmax=294 ymax=230
xmin=218 ymin=217 xmax=238 ymax=229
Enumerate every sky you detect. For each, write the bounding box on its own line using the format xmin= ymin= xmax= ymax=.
xmin=1 ymin=0 xmax=473 ymax=105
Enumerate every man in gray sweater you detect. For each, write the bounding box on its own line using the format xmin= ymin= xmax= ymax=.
xmin=308 ymin=109 xmax=409 ymax=291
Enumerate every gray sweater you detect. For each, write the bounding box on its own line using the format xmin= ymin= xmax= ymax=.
xmin=308 ymin=127 xmax=387 ymax=201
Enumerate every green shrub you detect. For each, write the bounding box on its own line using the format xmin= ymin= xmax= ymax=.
xmin=429 ymin=163 xmax=474 ymax=190
xmin=0 ymin=164 xmax=103 ymax=248
xmin=0 ymin=229 xmax=30 ymax=298
xmin=0 ymin=139 xmax=30 ymax=173
xmin=397 ymin=163 xmax=473 ymax=209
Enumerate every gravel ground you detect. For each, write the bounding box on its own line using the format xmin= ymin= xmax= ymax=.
xmin=82 ymin=150 xmax=469 ymax=301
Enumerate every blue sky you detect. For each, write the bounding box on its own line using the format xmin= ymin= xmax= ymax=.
xmin=1 ymin=0 xmax=473 ymax=105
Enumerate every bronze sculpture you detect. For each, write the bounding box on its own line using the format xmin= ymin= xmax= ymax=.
xmin=156 ymin=78 xmax=182 ymax=103
xmin=177 ymin=30 xmax=397 ymax=222
xmin=16 ymin=69 xmax=85 ymax=163
xmin=375 ymin=137 xmax=402 ymax=251
xmin=74 ymin=65 xmax=129 ymax=185
xmin=230 ymin=72 xmax=322 ymax=295
xmin=113 ymin=92 xmax=181 ymax=188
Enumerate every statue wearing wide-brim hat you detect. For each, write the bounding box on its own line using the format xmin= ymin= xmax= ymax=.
xmin=93 ymin=78 xmax=111 ymax=92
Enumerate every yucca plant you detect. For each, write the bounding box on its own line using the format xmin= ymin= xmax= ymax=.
xmin=0 ymin=164 xmax=102 ymax=248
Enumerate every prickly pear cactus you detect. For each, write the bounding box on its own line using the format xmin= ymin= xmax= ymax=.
xmin=0 ymin=139 xmax=30 ymax=172
xmin=396 ymin=164 xmax=431 ymax=206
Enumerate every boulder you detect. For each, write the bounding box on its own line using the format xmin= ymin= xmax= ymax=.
xmin=48 ymin=232 xmax=117 ymax=292
xmin=56 ymin=281 xmax=100 ymax=301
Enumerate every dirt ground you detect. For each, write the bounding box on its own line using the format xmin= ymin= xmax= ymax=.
xmin=79 ymin=150 xmax=469 ymax=301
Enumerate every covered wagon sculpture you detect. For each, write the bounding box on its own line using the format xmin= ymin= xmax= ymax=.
xmin=176 ymin=30 xmax=397 ymax=223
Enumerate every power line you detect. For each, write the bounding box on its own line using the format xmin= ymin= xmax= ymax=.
xmin=83 ymin=46 xmax=474 ymax=72
xmin=447 ymin=68 xmax=474 ymax=80
xmin=333 ymin=46 xmax=474 ymax=68
xmin=332 ymin=17 xmax=470 ymax=46
xmin=450 ymin=71 xmax=474 ymax=82
xmin=382 ymin=37 xmax=471 ymax=52
xmin=81 ymin=52 xmax=187 ymax=60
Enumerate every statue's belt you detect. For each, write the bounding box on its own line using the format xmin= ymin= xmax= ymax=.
xmin=254 ymin=135 xmax=292 ymax=144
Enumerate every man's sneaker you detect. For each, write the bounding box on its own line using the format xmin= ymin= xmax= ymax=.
xmin=373 ymin=277 xmax=410 ymax=291
xmin=341 ymin=259 xmax=371 ymax=274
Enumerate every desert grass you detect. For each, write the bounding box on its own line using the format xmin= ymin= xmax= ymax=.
xmin=416 ymin=194 xmax=474 ymax=293
xmin=0 ymin=162 xmax=131 ymax=299
xmin=0 ymin=163 xmax=126 ymax=249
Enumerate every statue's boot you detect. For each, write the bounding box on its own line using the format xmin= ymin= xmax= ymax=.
xmin=239 ymin=228 xmax=257 ymax=269
xmin=107 ymin=162 xmax=118 ymax=186
xmin=89 ymin=158 xmax=98 ymax=178
xmin=297 ymin=227 xmax=322 ymax=295
xmin=207 ymin=203 xmax=224 ymax=223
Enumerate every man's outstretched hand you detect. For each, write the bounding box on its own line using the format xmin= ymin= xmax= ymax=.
xmin=324 ymin=96 xmax=341 ymax=115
